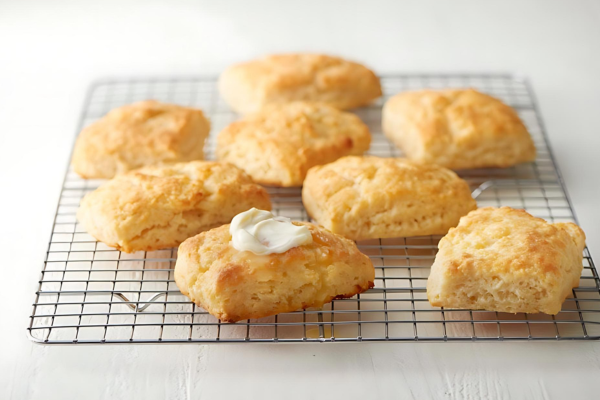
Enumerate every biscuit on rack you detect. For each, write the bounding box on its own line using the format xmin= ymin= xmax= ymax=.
xmin=77 ymin=161 xmax=271 ymax=253
xmin=382 ymin=89 xmax=536 ymax=169
xmin=216 ymin=101 xmax=371 ymax=187
xmin=72 ymin=100 xmax=210 ymax=179
xmin=302 ymin=156 xmax=477 ymax=240
xmin=174 ymin=222 xmax=375 ymax=322
xmin=218 ymin=53 xmax=382 ymax=114
xmin=427 ymin=207 xmax=586 ymax=314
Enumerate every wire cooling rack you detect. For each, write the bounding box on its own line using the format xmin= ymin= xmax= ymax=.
xmin=28 ymin=74 xmax=600 ymax=344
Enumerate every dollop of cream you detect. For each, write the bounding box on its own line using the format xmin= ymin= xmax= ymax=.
xmin=230 ymin=208 xmax=312 ymax=255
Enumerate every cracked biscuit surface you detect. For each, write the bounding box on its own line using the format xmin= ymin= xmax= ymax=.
xmin=174 ymin=222 xmax=375 ymax=322
xmin=382 ymin=89 xmax=536 ymax=169
xmin=217 ymin=102 xmax=371 ymax=187
xmin=427 ymin=207 xmax=586 ymax=314
xmin=302 ymin=156 xmax=477 ymax=240
xmin=77 ymin=161 xmax=271 ymax=253
xmin=72 ymin=100 xmax=210 ymax=178
xmin=219 ymin=53 xmax=382 ymax=114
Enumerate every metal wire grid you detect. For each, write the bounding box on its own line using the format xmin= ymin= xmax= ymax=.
xmin=28 ymin=74 xmax=600 ymax=344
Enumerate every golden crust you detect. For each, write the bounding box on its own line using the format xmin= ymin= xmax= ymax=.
xmin=76 ymin=161 xmax=271 ymax=253
xmin=302 ymin=156 xmax=477 ymax=240
xmin=174 ymin=222 xmax=375 ymax=322
xmin=216 ymin=102 xmax=371 ymax=187
xmin=427 ymin=207 xmax=586 ymax=314
xmin=218 ymin=53 xmax=382 ymax=114
xmin=382 ymin=89 xmax=536 ymax=169
xmin=72 ymin=100 xmax=210 ymax=178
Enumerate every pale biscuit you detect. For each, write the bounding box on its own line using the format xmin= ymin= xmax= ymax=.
xmin=77 ymin=161 xmax=271 ymax=253
xmin=219 ymin=53 xmax=382 ymax=114
xmin=72 ymin=100 xmax=210 ymax=178
xmin=302 ymin=156 xmax=477 ymax=240
xmin=216 ymin=102 xmax=371 ymax=187
xmin=382 ymin=89 xmax=536 ymax=169
xmin=174 ymin=222 xmax=375 ymax=322
xmin=427 ymin=207 xmax=586 ymax=314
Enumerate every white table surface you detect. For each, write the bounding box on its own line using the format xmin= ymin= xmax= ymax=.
xmin=1 ymin=1 xmax=600 ymax=399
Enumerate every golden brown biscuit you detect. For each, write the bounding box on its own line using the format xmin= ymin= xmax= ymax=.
xmin=216 ymin=102 xmax=371 ymax=187
xmin=174 ymin=222 xmax=375 ymax=322
xmin=219 ymin=53 xmax=382 ymax=114
xmin=427 ymin=207 xmax=586 ymax=314
xmin=302 ymin=156 xmax=477 ymax=240
xmin=77 ymin=161 xmax=271 ymax=253
xmin=382 ymin=89 xmax=536 ymax=169
xmin=72 ymin=100 xmax=210 ymax=178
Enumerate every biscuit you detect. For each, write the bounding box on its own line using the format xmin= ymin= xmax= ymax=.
xmin=174 ymin=222 xmax=375 ymax=322
xmin=219 ymin=53 xmax=382 ymax=114
xmin=382 ymin=89 xmax=536 ymax=169
xmin=72 ymin=100 xmax=210 ymax=178
xmin=427 ymin=207 xmax=586 ymax=314
xmin=77 ymin=161 xmax=271 ymax=253
xmin=216 ymin=102 xmax=371 ymax=187
xmin=302 ymin=156 xmax=477 ymax=240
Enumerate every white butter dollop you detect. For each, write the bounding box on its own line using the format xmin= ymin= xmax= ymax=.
xmin=230 ymin=208 xmax=312 ymax=255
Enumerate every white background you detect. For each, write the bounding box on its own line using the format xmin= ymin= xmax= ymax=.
xmin=1 ymin=1 xmax=600 ymax=399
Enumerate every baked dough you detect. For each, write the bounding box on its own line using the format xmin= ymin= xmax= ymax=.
xmin=216 ymin=102 xmax=371 ymax=187
xmin=174 ymin=222 xmax=375 ymax=322
xmin=302 ymin=156 xmax=477 ymax=240
xmin=382 ymin=89 xmax=536 ymax=169
xmin=218 ymin=53 xmax=382 ymax=114
xmin=77 ymin=161 xmax=271 ymax=253
xmin=427 ymin=207 xmax=586 ymax=314
xmin=72 ymin=100 xmax=210 ymax=178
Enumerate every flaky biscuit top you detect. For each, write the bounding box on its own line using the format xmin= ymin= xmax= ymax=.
xmin=302 ymin=156 xmax=477 ymax=240
xmin=72 ymin=100 xmax=210 ymax=178
xmin=219 ymin=53 xmax=382 ymax=114
xmin=383 ymin=89 xmax=536 ymax=169
xmin=76 ymin=161 xmax=271 ymax=253
xmin=217 ymin=102 xmax=371 ymax=186
xmin=438 ymin=207 xmax=585 ymax=278
xmin=175 ymin=222 xmax=375 ymax=322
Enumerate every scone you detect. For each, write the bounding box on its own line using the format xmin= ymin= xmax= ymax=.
xmin=77 ymin=161 xmax=271 ymax=253
xmin=72 ymin=100 xmax=210 ymax=178
xmin=216 ymin=102 xmax=371 ymax=187
xmin=382 ymin=89 xmax=536 ymax=169
xmin=174 ymin=221 xmax=375 ymax=322
xmin=219 ymin=53 xmax=382 ymax=114
xmin=427 ymin=207 xmax=586 ymax=314
xmin=302 ymin=156 xmax=477 ymax=240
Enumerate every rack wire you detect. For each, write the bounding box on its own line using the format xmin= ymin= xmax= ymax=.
xmin=28 ymin=74 xmax=600 ymax=344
